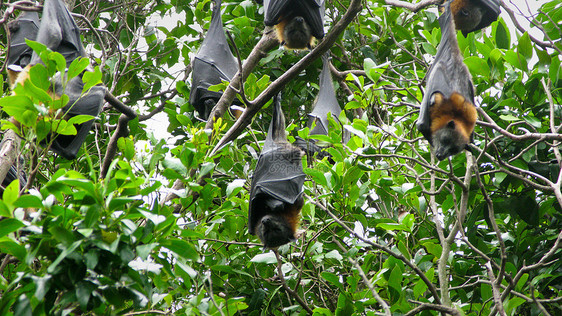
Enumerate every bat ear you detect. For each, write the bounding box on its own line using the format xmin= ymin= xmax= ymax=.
xmin=447 ymin=120 xmax=456 ymax=129
xmin=430 ymin=93 xmax=443 ymax=107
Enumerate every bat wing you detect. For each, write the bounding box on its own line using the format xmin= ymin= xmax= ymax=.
xmin=263 ymin=0 xmax=290 ymax=26
xmin=309 ymin=54 xmax=341 ymax=136
xmin=300 ymin=0 xmax=325 ymax=39
xmin=7 ymin=11 xmax=39 ymax=69
xmin=264 ymin=0 xmax=325 ymax=39
xmin=417 ymin=62 xmax=450 ymax=143
xmin=248 ymin=92 xmax=305 ymax=234
xmin=31 ymin=0 xmax=86 ymax=66
xmin=190 ymin=0 xmax=238 ymax=118
xmin=50 ymin=76 xmax=106 ymax=160
xmin=472 ymin=0 xmax=500 ymax=34
xmin=248 ymin=147 xmax=305 ymax=234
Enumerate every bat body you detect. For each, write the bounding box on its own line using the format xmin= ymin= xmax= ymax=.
xmin=248 ymin=94 xmax=305 ymax=248
xmin=264 ymin=0 xmax=325 ymax=49
xmin=417 ymin=0 xmax=477 ymax=160
xmin=190 ymin=0 xmax=239 ymax=120
xmin=449 ymin=0 xmax=500 ymax=35
xmin=8 ymin=0 xmax=105 ymax=160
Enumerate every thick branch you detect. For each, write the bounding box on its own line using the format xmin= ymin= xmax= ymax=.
xmin=100 ymin=114 xmax=131 ymax=178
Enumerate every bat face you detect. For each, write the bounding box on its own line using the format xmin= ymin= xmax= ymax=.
xmin=281 ymin=16 xmax=313 ymax=49
xmin=450 ymin=0 xmax=500 ymax=35
xmin=253 ymin=196 xmax=303 ymax=248
xmin=417 ymin=0 xmax=477 ymax=160
xmin=429 ymin=92 xmax=476 ymax=160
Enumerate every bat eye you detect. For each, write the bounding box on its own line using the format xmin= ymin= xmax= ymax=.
xmin=460 ymin=8 xmax=470 ymax=16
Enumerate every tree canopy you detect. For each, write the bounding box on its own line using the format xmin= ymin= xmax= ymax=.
xmin=0 ymin=0 xmax=561 ymax=315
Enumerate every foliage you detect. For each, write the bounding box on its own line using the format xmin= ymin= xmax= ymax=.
xmin=0 ymin=0 xmax=561 ymax=315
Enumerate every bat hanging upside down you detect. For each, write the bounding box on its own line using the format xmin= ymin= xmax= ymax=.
xmin=417 ymin=0 xmax=478 ymax=160
xmin=248 ymin=93 xmax=305 ymax=248
xmin=263 ymin=0 xmax=325 ymax=49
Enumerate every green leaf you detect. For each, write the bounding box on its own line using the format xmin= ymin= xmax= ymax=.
xmin=465 ymin=56 xmax=490 ymax=77
xmin=3 ymin=179 xmax=20 ymax=208
xmin=82 ymin=66 xmax=103 ymax=92
xmin=495 ymin=22 xmax=510 ymax=49
xmin=0 ymin=219 xmax=24 ymax=238
xmin=0 ymin=238 xmax=26 ymax=260
xmin=517 ymin=32 xmax=533 ymax=61
xmin=321 ymin=271 xmax=343 ymax=290
xmin=0 ymin=96 xmax=36 ymax=126
xmin=160 ymin=238 xmax=199 ymax=261
xmin=50 ymin=51 xmax=67 ymax=73
xmin=377 ymin=222 xmax=409 ymax=232
xmin=68 ymin=58 xmax=90 ymax=80
xmin=14 ymin=195 xmax=44 ymax=209
xmin=422 ymin=241 xmax=442 ymax=258
xmin=199 ymin=162 xmax=215 ymax=177
xmin=67 ymin=115 xmax=94 ymax=126
xmin=137 ymin=243 xmax=158 ymax=260
xmin=47 ymin=240 xmax=82 ymax=273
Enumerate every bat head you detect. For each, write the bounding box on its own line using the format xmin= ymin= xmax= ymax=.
xmin=452 ymin=1 xmax=485 ymax=35
xmin=256 ymin=214 xmax=295 ymax=248
xmin=279 ymin=16 xmax=313 ymax=49
xmin=252 ymin=194 xmax=303 ymax=248
xmin=431 ymin=120 xmax=469 ymax=160
xmin=429 ymin=92 xmax=477 ymax=160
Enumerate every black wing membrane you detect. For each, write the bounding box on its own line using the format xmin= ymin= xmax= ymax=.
xmin=416 ymin=0 xmax=474 ymax=143
xmin=248 ymin=94 xmax=305 ymax=235
xmin=189 ymin=0 xmax=239 ymax=120
xmin=31 ymin=0 xmax=86 ymax=66
xmin=294 ymin=54 xmax=346 ymax=158
xmin=7 ymin=11 xmax=39 ymax=70
xmin=466 ymin=0 xmax=500 ymax=34
xmin=263 ymin=0 xmax=325 ymax=39
xmin=309 ymin=54 xmax=342 ymax=136
xmin=33 ymin=0 xmax=105 ymax=160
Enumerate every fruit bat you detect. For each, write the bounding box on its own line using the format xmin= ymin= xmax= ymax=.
xmin=263 ymin=0 xmax=325 ymax=49
xmin=189 ymin=0 xmax=239 ymax=120
xmin=8 ymin=0 xmax=106 ymax=160
xmin=294 ymin=53 xmax=342 ymax=159
xmin=308 ymin=54 xmax=342 ymax=136
xmin=416 ymin=0 xmax=478 ymax=160
xmin=448 ymin=0 xmax=500 ymax=35
xmin=248 ymin=93 xmax=305 ymax=248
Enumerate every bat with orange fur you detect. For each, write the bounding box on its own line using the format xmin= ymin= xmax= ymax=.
xmin=248 ymin=93 xmax=305 ymax=248
xmin=417 ymin=0 xmax=478 ymax=160
xmin=263 ymin=0 xmax=325 ymax=49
